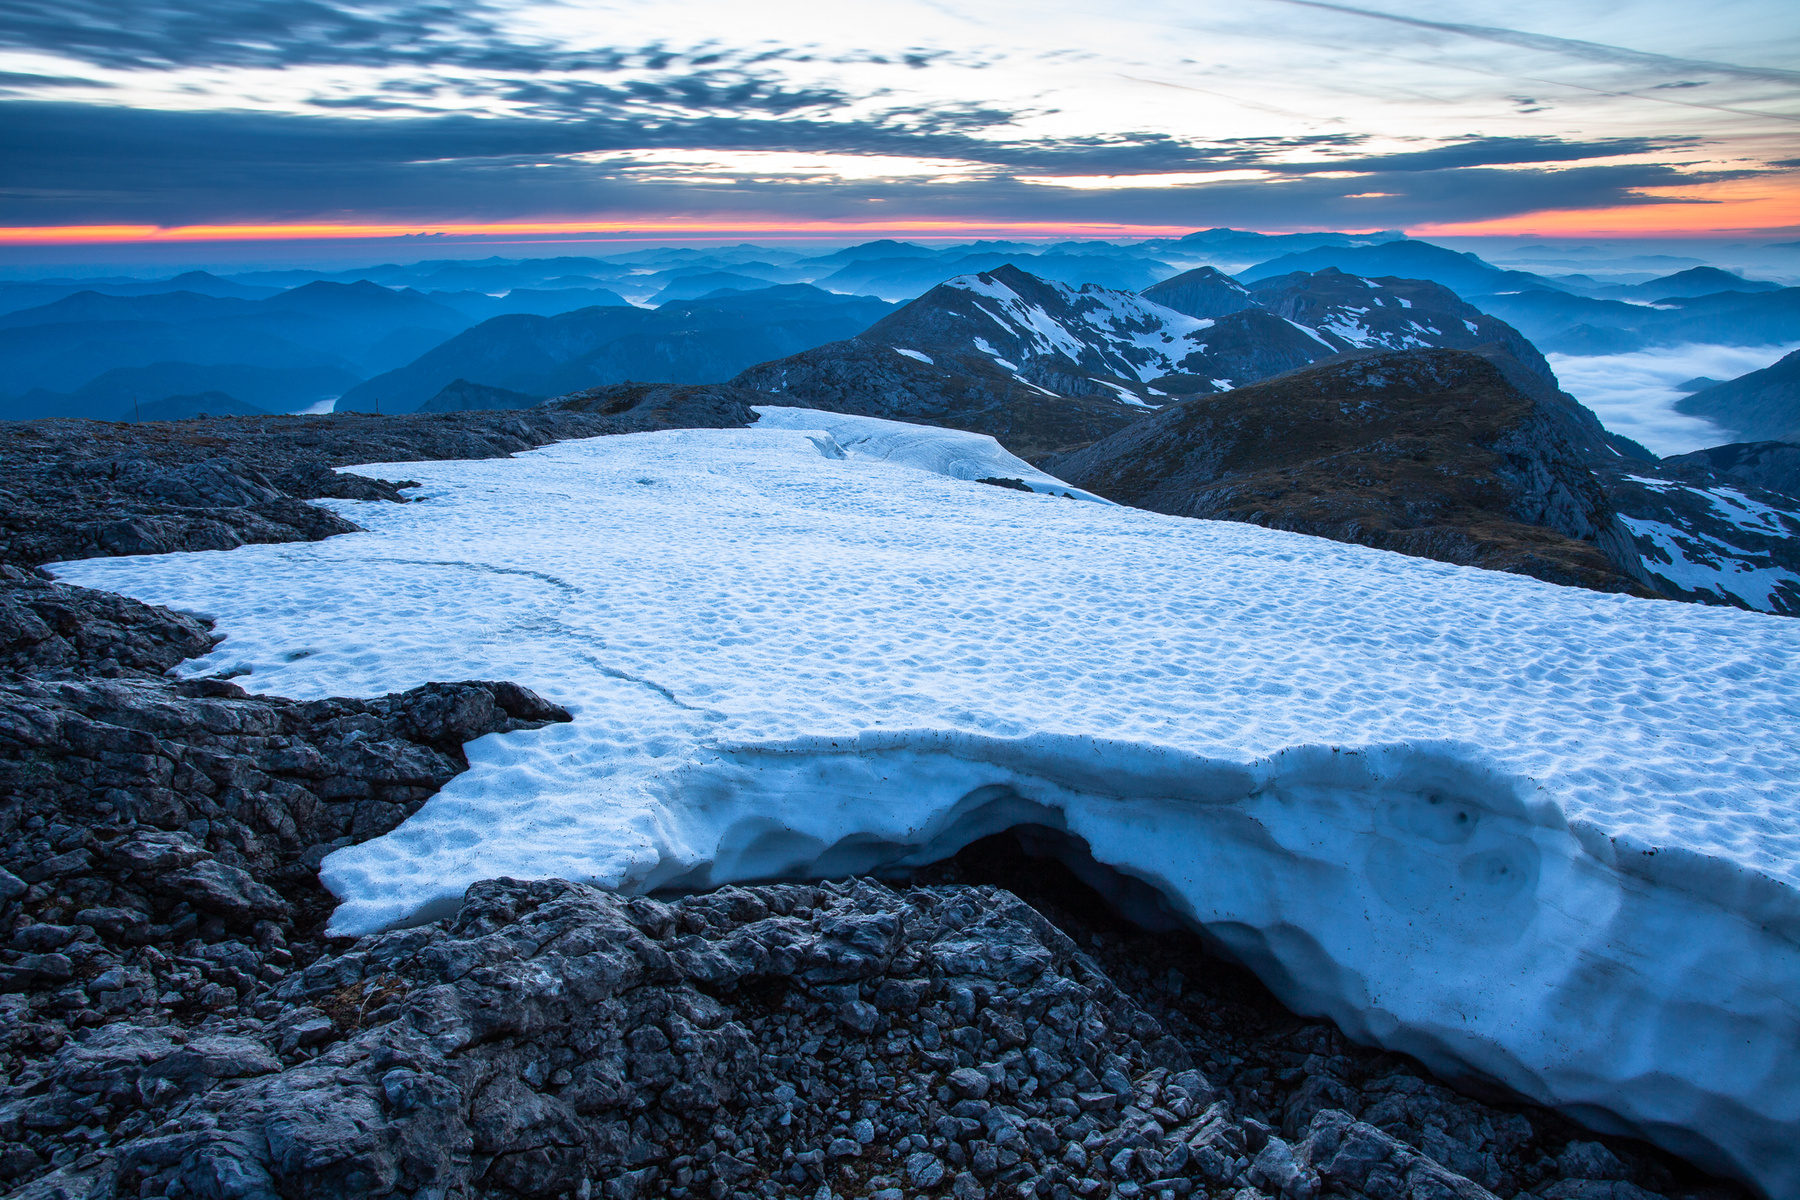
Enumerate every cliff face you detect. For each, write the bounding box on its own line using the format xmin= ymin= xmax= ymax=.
xmin=1049 ymin=351 xmax=1652 ymax=595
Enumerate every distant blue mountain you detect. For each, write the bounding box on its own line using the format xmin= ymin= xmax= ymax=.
xmin=0 ymin=361 xmax=358 ymax=421
xmin=338 ymin=284 xmax=895 ymax=412
xmin=1238 ymin=239 xmax=1567 ymax=297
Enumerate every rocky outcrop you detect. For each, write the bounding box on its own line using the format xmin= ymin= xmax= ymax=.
xmin=416 ymin=380 xmax=545 ymax=414
xmin=0 ymin=861 xmax=1736 ymax=1200
xmin=544 ymin=382 xmax=767 ymax=429
xmin=1047 ymin=351 xmax=1653 ymax=595
xmin=0 ymin=568 xmax=215 ymax=678
xmin=0 ymin=567 xmax=574 ymax=1197
xmin=0 ymin=404 xmax=761 ymax=569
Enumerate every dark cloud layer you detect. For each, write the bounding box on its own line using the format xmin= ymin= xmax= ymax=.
xmin=0 ymin=100 xmax=1734 ymax=230
xmin=0 ymin=0 xmax=1784 ymax=235
xmin=0 ymin=0 xmax=530 ymax=70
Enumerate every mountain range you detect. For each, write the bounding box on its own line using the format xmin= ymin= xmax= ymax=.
xmin=1237 ymin=239 xmax=1569 ymax=297
xmin=0 ymin=281 xmax=473 ymax=418
xmin=8 ymin=230 xmax=1790 ymax=425
xmin=729 ymin=262 xmax=1574 ymax=459
xmin=336 ymin=285 xmax=896 ymax=412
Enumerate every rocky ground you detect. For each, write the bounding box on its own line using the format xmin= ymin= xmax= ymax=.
xmin=0 ymin=389 xmax=757 ymax=569
xmin=0 ymin=409 xmax=1759 ymax=1200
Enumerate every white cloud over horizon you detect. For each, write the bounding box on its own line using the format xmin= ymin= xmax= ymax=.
xmin=1550 ymin=341 xmax=1800 ymax=455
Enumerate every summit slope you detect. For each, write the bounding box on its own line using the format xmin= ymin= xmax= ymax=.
xmin=732 ymin=263 xmax=1556 ymax=458
xmin=1047 ymin=351 xmax=1648 ymax=594
xmin=50 ymin=417 xmax=1800 ymax=1197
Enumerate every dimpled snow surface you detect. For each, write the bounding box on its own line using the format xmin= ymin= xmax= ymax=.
xmin=50 ymin=415 xmax=1800 ymax=1196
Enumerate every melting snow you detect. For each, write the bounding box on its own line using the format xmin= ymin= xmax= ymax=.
xmin=1619 ymin=513 xmax=1800 ymax=611
xmin=47 ymin=420 xmax=1800 ymax=1196
xmin=971 ymin=336 xmax=1019 ymax=371
xmin=1285 ymin=318 xmax=1337 ymax=349
xmin=1088 ymin=378 xmax=1157 ymax=408
xmin=893 ymin=347 xmax=934 ymax=365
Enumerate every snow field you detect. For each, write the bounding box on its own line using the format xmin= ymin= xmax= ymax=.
xmin=749 ymin=408 xmax=1111 ymax=501
xmin=50 ymin=417 xmax=1800 ymax=1196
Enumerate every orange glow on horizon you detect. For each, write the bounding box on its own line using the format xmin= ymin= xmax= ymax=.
xmin=1412 ymin=178 xmax=1800 ymax=239
xmin=0 ymin=217 xmax=1212 ymax=246
xmin=6 ymin=179 xmax=1797 ymax=247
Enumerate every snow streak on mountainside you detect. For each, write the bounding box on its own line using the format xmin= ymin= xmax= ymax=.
xmin=51 ymin=420 xmax=1800 ymax=1198
xmin=731 ymin=263 xmax=1559 ymax=459
xmin=1606 ymin=473 xmax=1800 ymax=612
xmin=941 ymin=270 xmax=1212 ymax=390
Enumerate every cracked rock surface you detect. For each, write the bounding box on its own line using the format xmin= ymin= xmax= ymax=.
xmin=1 ymin=868 xmax=1742 ymax=1200
xmin=0 ymin=402 xmax=757 ymax=570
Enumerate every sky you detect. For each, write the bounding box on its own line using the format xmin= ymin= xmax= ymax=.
xmin=1 ymin=0 xmax=1797 ymax=251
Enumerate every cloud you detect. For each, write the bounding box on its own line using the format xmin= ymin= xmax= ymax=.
xmin=0 ymin=0 xmax=1791 ymax=239
xmin=0 ymin=0 xmax=528 ymax=70
xmin=1279 ymin=135 xmax=1694 ymax=174
xmin=1547 ymin=342 xmax=1800 ymax=455
xmin=0 ymin=100 xmax=1739 ymax=232
xmin=1266 ymin=0 xmax=1800 ymax=88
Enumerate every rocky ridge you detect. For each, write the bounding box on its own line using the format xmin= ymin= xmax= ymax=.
xmin=0 ymin=397 xmax=758 ymax=569
xmin=1046 ymin=351 xmax=1654 ymax=595
xmin=1 ymin=858 xmax=1741 ymax=1200
xmin=1662 ymin=442 xmax=1800 ymax=497
xmin=728 ymin=264 xmax=1596 ymax=460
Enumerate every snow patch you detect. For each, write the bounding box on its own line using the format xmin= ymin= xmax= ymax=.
xmin=46 ymin=423 xmax=1800 ymax=1198
xmin=1619 ymin=513 xmax=1800 ymax=611
xmin=1088 ymin=378 xmax=1156 ymax=408
xmin=893 ymin=347 xmax=934 ymax=365
xmin=1285 ymin=318 xmax=1337 ymax=349
xmin=971 ymin=336 xmax=1019 ymax=371
xmin=751 ymin=407 xmax=1108 ymax=502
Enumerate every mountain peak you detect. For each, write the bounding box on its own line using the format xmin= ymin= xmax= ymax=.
xmin=1139 ymin=266 xmax=1255 ymax=320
